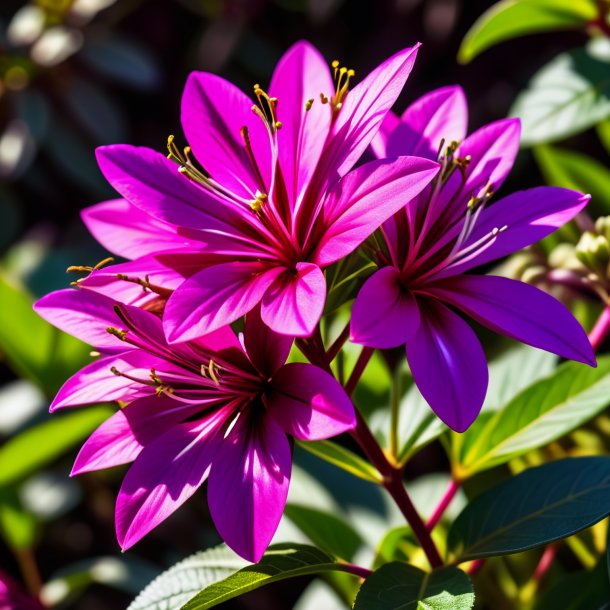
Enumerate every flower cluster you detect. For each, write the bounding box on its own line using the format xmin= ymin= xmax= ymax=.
xmin=35 ymin=41 xmax=594 ymax=561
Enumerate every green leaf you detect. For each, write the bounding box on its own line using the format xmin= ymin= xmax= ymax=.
xmin=510 ymin=40 xmax=610 ymax=146
xmin=284 ymin=504 xmax=363 ymax=561
xmin=353 ymin=563 xmax=474 ymax=610
xmin=534 ymin=145 xmax=610 ymax=213
xmin=448 ymin=457 xmax=610 ymax=561
xmin=128 ymin=545 xmax=248 ymax=610
xmin=181 ymin=543 xmax=356 ymax=610
xmin=296 ymin=440 xmax=383 ymax=484
xmin=0 ymin=274 xmax=90 ymax=393
xmin=0 ymin=487 xmax=38 ymax=550
xmin=596 ymin=119 xmax=610 ymax=155
xmin=453 ymin=358 xmax=610 ymax=478
xmin=0 ymin=407 xmax=112 ymax=486
xmin=458 ymin=0 xmax=597 ymax=64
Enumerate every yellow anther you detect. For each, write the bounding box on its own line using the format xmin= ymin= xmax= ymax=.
xmin=305 ymin=98 xmax=314 ymax=111
xmin=250 ymin=190 xmax=267 ymax=213
xmin=106 ymin=327 xmax=128 ymax=341
xmin=67 ymin=256 xmax=114 ymax=276
xmin=330 ymin=60 xmax=355 ymax=111
xmin=320 ymin=93 xmax=329 ymax=104
xmin=252 ymin=84 xmax=280 ymax=134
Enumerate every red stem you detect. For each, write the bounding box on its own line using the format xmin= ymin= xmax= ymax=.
xmin=426 ymin=479 xmax=460 ymax=531
xmin=326 ymin=323 xmax=351 ymax=363
xmin=340 ymin=562 xmax=373 ymax=579
xmin=345 ymin=347 xmax=374 ymax=396
xmin=533 ymin=543 xmax=559 ymax=584
xmin=588 ymin=306 xmax=610 ymax=351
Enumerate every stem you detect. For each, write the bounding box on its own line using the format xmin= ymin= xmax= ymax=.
xmin=326 ymin=323 xmax=350 ymax=364
xmin=533 ymin=543 xmax=559 ymax=584
xmin=426 ymin=479 xmax=460 ymax=531
xmin=345 ymin=347 xmax=374 ymax=396
xmin=350 ymin=411 xmax=443 ymax=569
xmin=466 ymin=559 xmax=484 ymax=576
xmin=588 ymin=306 xmax=610 ymax=351
xmin=15 ymin=547 xmax=42 ymax=597
xmin=339 ymin=562 xmax=373 ymax=579
xmin=389 ymin=367 xmax=402 ymax=459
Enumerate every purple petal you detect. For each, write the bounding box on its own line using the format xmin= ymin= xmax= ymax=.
xmin=406 ymin=298 xmax=488 ymax=432
xmin=81 ymin=199 xmax=195 ymax=260
xmin=350 ymin=266 xmax=420 ymax=349
xmin=369 ymin=110 xmax=400 ymax=158
xmin=244 ymin=306 xmax=293 ymax=377
xmin=443 ymin=187 xmax=591 ymax=276
xmin=181 ymin=72 xmax=271 ymax=199
xmin=427 ymin=274 xmax=595 ymax=366
xmin=313 ymin=156 xmax=439 ymax=267
xmin=116 ymin=406 xmax=232 ymax=550
xmin=261 ymin=262 xmax=326 ymax=337
xmin=51 ymin=351 xmax=159 ymax=411
xmin=267 ymin=363 xmax=355 ymax=440
xmin=269 ymin=41 xmax=333 ymax=208
xmin=164 ymin=261 xmax=283 ymax=342
xmin=382 ymin=85 xmax=468 ymax=160
xmin=324 ymin=44 xmax=420 ymax=179
xmin=72 ymin=395 xmax=201 ymax=474
xmin=207 ymin=413 xmax=291 ymax=562
xmin=34 ymin=288 xmax=122 ymax=350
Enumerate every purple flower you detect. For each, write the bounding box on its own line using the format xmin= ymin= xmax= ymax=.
xmin=351 ymin=86 xmax=595 ymax=432
xmin=83 ymin=41 xmax=439 ymax=339
xmin=34 ymin=288 xmax=356 ymax=561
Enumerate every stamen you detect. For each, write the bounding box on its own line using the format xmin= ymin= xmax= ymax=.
xmin=250 ymin=190 xmax=267 ymax=214
xmin=167 ymin=135 xmax=212 ymax=186
xmin=330 ymin=60 xmax=355 ymax=112
xmin=66 ymin=257 xmax=115 ymax=285
xmin=252 ymin=84 xmax=282 ymax=132
xmin=106 ymin=327 xmax=127 ymax=341
xmin=200 ymin=359 xmax=221 ymax=386
xmin=305 ymin=98 xmax=314 ymax=112
xmin=116 ymin=273 xmax=173 ymax=298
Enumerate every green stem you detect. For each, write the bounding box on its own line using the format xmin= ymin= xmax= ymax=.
xmin=389 ymin=366 xmax=402 ymax=459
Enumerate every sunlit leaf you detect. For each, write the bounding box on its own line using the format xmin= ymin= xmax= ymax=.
xmin=353 ymin=563 xmax=474 ymax=610
xmin=0 ymin=487 xmax=38 ymax=550
xmin=448 ymin=457 xmax=610 ymax=561
xmin=458 ymin=0 xmax=597 ymax=64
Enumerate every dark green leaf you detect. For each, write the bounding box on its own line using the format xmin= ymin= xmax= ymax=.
xmin=354 ymin=563 xmax=474 ymax=610
xmin=0 ymin=407 xmax=112 ymax=486
xmin=448 ymin=457 xmax=610 ymax=561
xmin=458 ymin=0 xmax=596 ymax=64
xmin=284 ymin=504 xmax=363 ymax=561
xmin=453 ymin=358 xmax=610 ymax=478
xmin=296 ymin=440 xmax=383 ymax=484
xmin=534 ymin=145 xmax=610 ymax=213
xmin=510 ymin=40 xmax=610 ymax=145
xmin=181 ymin=543 xmax=355 ymax=610
xmin=0 ymin=487 xmax=38 ymax=550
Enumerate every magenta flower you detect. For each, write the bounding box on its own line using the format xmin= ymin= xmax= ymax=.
xmin=0 ymin=570 xmax=44 ymax=610
xmin=351 ymin=86 xmax=595 ymax=432
xmin=83 ymin=40 xmax=439 ymax=340
xmin=34 ymin=288 xmax=355 ymax=561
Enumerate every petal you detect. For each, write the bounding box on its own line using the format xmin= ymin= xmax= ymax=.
xmin=96 ymin=145 xmax=248 ymax=233
xmin=72 ymin=395 xmax=200 ymax=474
xmin=350 ymin=266 xmax=420 ymax=349
xmin=427 ymin=274 xmax=595 ymax=366
xmin=51 ymin=351 xmax=159 ymax=411
xmin=164 ymin=261 xmax=283 ymax=342
xmin=81 ymin=199 xmax=195 ymax=260
xmin=207 ymin=413 xmax=291 ymax=562
xmin=34 ymin=288 xmax=122 ymax=350
xmin=269 ymin=41 xmax=334 ymax=209
xmin=261 ymin=262 xmax=326 ymax=337
xmin=267 ymin=363 xmax=355 ymax=440
xmin=181 ymin=72 xmax=271 ymax=199
xmin=406 ymin=298 xmax=488 ymax=432
xmin=116 ymin=407 xmax=232 ymax=550
xmin=324 ymin=44 xmax=421 ymax=179
xmin=369 ymin=110 xmax=400 ymax=158
xmin=385 ymin=85 xmax=468 ymax=159
xmin=313 ymin=156 xmax=439 ymax=267
xmin=244 ymin=306 xmax=293 ymax=377
xmin=444 ymin=187 xmax=591 ymax=275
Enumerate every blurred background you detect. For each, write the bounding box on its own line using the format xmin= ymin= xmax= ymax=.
xmin=0 ymin=0 xmax=604 ymax=608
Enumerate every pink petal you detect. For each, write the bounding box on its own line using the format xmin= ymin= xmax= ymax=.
xmin=81 ymin=199 xmax=195 ymax=260
xmin=269 ymin=41 xmax=334 ymax=209
xmin=244 ymin=306 xmax=293 ymax=377
xmin=324 ymin=44 xmax=421 ymax=179
xmin=72 ymin=395 xmax=201 ymax=474
xmin=164 ymin=261 xmax=283 ymax=342
xmin=383 ymin=85 xmax=468 ymax=160
xmin=313 ymin=156 xmax=439 ymax=267
xmin=267 ymin=363 xmax=356 ymax=440
xmin=116 ymin=406 xmax=232 ymax=550
xmin=427 ymin=274 xmax=595 ymax=366
xmin=350 ymin=266 xmax=420 ymax=349
xmin=34 ymin=288 xmax=123 ymax=350
xmin=181 ymin=72 xmax=271 ymax=199
xmin=207 ymin=413 xmax=291 ymax=562
xmin=406 ymin=298 xmax=488 ymax=432
xmin=369 ymin=110 xmax=400 ymax=158
xmin=261 ymin=262 xmax=326 ymax=337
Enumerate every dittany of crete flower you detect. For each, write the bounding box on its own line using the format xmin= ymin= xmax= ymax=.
xmin=34 ymin=289 xmax=356 ymax=562
xmin=80 ymin=40 xmax=439 ymax=339
xmin=350 ymin=85 xmax=596 ymax=432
